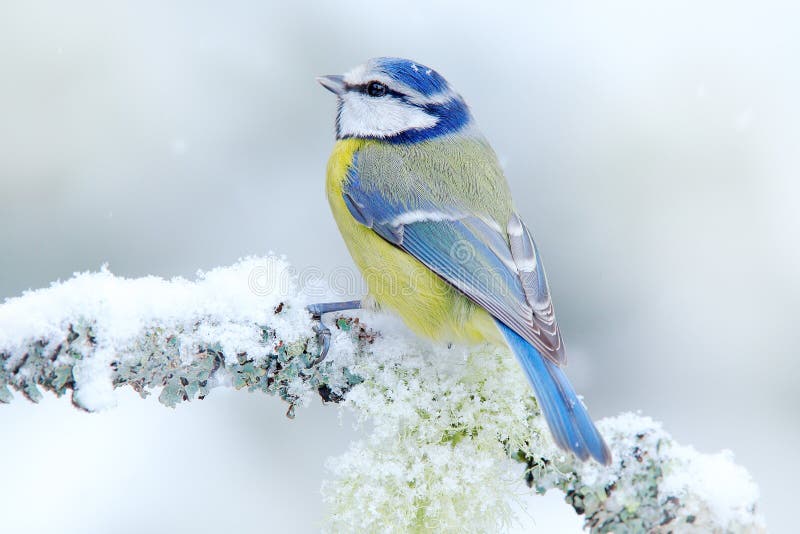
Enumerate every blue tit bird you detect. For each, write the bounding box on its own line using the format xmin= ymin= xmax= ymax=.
xmin=310 ymin=57 xmax=611 ymax=464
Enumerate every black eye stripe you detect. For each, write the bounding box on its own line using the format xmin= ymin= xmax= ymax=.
xmin=344 ymin=82 xmax=406 ymax=99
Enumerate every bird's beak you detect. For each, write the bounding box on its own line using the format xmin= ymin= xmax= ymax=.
xmin=317 ymin=74 xmax=346 ymax=96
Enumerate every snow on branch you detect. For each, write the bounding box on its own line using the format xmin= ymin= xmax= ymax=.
xmin=0 ymin=257 xmax=764 ymax=533
xmin=0 ymin=258 xmax=367 ymax=414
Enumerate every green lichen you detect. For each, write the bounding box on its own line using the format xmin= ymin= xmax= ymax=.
xmin=0 ymin=379 xmax=12 ymax=404
xmin=1 ymin=306 xmax=763 ymax=533
xmin=0 ymin=314 xmax=372 ymax=413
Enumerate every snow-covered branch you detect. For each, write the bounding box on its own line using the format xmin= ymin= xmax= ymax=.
xmin=0 ymin=257 xmax=764 ymax=533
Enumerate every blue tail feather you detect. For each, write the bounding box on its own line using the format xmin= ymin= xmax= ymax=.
xmin=496 ymin=320 xmax=611 ymax=465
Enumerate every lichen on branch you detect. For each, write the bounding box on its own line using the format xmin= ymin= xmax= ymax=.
xmin=0 ymin=257 xmax=765 ymax=533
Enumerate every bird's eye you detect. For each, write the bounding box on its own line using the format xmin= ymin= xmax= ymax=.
xmin=366 ymin=81 xmax=387 ymax=97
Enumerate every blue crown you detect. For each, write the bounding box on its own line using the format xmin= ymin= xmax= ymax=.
xmin=374 ymin=58 xmax=450 ymax=97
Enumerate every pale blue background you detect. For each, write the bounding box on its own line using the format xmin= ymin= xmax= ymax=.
xmin=1 ymin=1 xmax=798 ymax=531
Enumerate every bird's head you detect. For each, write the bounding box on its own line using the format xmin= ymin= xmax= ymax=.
xmin=318 ymin=57 xmax=472 ymax=143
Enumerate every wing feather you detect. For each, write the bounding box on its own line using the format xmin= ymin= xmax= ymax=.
xmin=507 ymin=214 xmax=564 ymax=362
xmin=343 ymin=147 xmax=566 ymax=365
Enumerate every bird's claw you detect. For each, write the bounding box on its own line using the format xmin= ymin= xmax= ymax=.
xmin=309 ymin=314 xmax=331 ymax=366
xmin=306 ymin=301 xmax=361 ymax=367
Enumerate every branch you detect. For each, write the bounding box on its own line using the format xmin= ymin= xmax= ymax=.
xmin=0 ymin=257 xmax=764 ymax=533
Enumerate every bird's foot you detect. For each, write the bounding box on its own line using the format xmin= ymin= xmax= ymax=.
xmin=309 ymin=314 xmax=331 ymax=366
xmin=306 ymin=300 xmax=362 ymax=366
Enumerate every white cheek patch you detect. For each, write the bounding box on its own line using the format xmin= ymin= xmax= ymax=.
xmin=338 ymin=93 xmax=439 ymax=138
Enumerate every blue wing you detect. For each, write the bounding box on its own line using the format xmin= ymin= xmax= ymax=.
xmin=342 ymin=147 xmax=613 ymax=463
xmin=342 ymin=153 xmax=566 ymax=365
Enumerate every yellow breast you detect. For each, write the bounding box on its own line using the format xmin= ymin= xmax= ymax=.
xmin=325 ymin=139 xmax=501 ymax=346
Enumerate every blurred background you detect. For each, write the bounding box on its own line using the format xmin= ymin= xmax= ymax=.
xmin=1 ymin=1 xmax=798 ymax=532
